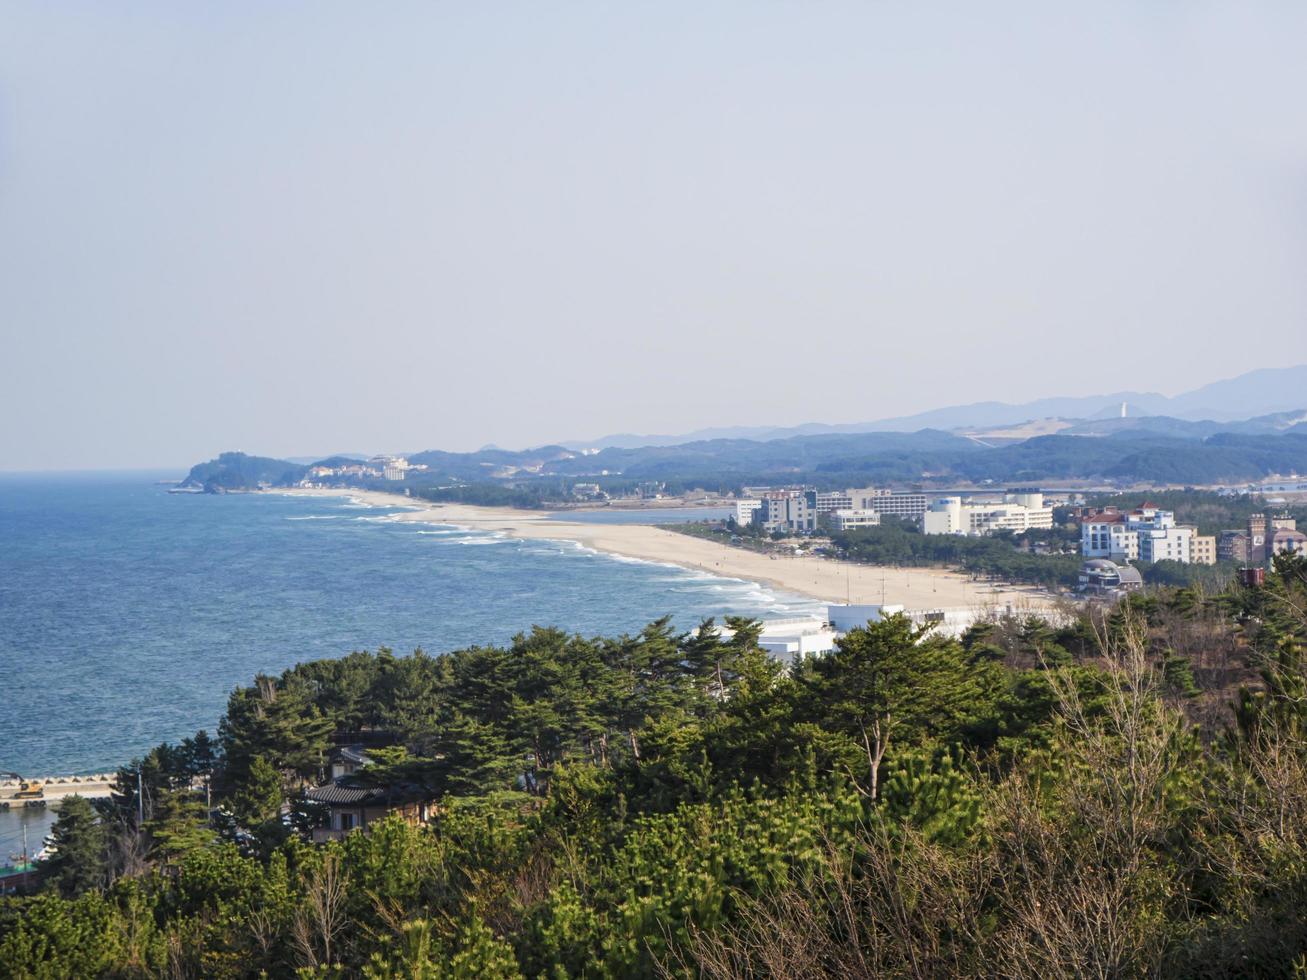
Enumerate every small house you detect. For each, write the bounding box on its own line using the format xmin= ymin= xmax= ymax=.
xmin=306 ymin=745 xmax=435 ymax=842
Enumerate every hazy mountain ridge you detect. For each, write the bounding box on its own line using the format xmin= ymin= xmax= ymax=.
xmin=184 ymin=421 xmax=1307 ymax=494
xmin=180 ymin=367 xmax=1307 ymax=491
xmin=568 ymin=365 xmax=1307 ymax=449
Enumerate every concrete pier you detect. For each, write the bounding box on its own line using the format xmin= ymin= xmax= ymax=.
xmin=0 ymin=774 xmax=116 ymax=806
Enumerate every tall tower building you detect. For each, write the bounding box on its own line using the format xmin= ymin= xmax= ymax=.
xmin=1249 ymin=513 xmax=1269 ymax=564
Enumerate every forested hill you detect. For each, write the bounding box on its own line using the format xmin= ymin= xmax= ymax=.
xmin=178 ymin=451 xmax=308 ymax=492
xmin=182 ymin=426 xmax=1307 ymax=493
xmin=6 ymin=558 xmax=1307 ymax=975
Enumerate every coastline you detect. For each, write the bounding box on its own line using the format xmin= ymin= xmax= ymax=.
xmin=279 ymin=488 xmax=1059 ymax=614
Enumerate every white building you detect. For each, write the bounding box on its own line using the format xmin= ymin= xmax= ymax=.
xmin=710 ymin=602 xmax=1033 ymax=666
xmin=734 ymin=499 xmax=763 ymax=525
xmin=1081 ymin=513 xmax=1140 ymax=561
xmin=1080 ymin=504 xmax=1193 ymax=564
xmin=1138 ymin=526 xmax=1192 ymax=563
xmin=921 ymin=491 xmax=1054 ymax=537
xmin=829 ymin=508 xmax=882 ymax=532
xmin=851 ymin=489 xmax=929 ymax=521
xmin=371 ymin=456 xmax=410 ymax=481
xmin=754 ymin=490 xmax=816 ymax=533
xmin=813 ymin=491 xmax=854 ymax=514
xmin=718 ymin=617 xmax=839 ymax=662
xmin=826 ymin=603 xmax=1002 ymax=640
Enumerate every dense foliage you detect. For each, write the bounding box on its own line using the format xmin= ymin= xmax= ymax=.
xmin=6 ymin=558 xmax=1307 ymax=976
xmin=827 ymin=519 xmax=1085 ymax=590
xmin=412 ymin=482 xmax=566 ymax=510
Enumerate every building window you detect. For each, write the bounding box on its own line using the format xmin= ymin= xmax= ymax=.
xmin=339 ymin=812 xmax=355 ymax=831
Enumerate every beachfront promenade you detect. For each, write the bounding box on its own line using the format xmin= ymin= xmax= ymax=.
xmin=1 ymin=774 xmax=115 ymax=806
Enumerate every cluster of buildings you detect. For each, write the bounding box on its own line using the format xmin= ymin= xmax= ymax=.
xmin=1073 ymin=505 xmax=1306 ymax=600
xmin=735 ymin=487 xmax=931 ymax=534
xmin=303 ymin=456 xmax=423 ymax=485
xmin=1078 ymin=504 xmax=1306 ymax=569
xmin=1218 ymin=512 xmax=1306 ymax=564
xmin=734 ymin=487 xmax=1056 ymax=538
xmin=1079 ymin=503 xmax=1213 ymax=565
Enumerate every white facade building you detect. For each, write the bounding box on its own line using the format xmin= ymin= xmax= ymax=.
xmin=813 ymin=491 xmax=854 ymax=514
xmin=714 ymin=616 xmax=838 ymax=663
xmin=1080 ymin=505 xmax=1193 ymax=564
xmin=1081 ymin=514 xmax=1140 ymax=561
xmin=827 ymin=603 xmax=1005 ymax=640
xmin=921 ymin=491 xmax=1054 ymax=537
xmin=734 ymin=499 xmax=763 ymax=525
xmin=829 ymin=508 xmax=882 ymax=532
xmin=1138 ymin=525 xmax=1193 ymax=563
xmin=371 ymin=456 xmax=410 ymax=481
xmin=851 ymin=489 xmax=929 ymax=521
xmin=754 ymin=491 xmax=816 ymax=533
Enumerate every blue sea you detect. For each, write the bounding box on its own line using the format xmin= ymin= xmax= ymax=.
xmin=0 ymin=473 xmax=815 ymax=778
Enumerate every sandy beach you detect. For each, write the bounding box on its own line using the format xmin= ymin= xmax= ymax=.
xmin=280 ymin=488 xmax=1058 ymax=616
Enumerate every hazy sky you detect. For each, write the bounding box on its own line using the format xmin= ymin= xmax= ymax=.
xmin=3 ymin=3 xmax=1306 ymax=469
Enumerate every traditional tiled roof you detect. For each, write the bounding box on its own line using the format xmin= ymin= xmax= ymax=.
xmin=305 ymin=782 xmax=384 ymax=806
xmin=306 ymin=776 xmax=436 ymax=808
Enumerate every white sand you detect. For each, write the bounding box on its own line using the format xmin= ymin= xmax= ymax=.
xmin=280 ymin=488 xmax=1058 ymax=614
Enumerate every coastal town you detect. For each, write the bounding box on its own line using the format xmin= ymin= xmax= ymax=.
xmin=9 ymin=2 xmax=1307 ymax=971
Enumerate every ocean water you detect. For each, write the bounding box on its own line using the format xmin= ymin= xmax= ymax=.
xmin=0 ymin=473 xmax=818 ymax=778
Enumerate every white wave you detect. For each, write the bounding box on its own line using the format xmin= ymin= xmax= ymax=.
xmin=282 ymin=493 xmax=806 ymax=619
xmin=285 ymin=515 xmax=340 ymax=521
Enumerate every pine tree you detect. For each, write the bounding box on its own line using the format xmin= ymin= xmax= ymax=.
xmin=228 ymin=754 xmax=285 ymax=827
xmin=146 ymin=788 xmax=215 ymax=863
xmin=38 ymin=795 xmax=109 ymax=897
xmin=219 ymin=674 xmax=334 ymax=792
xmin=798 ymin=614 xmax=1001 ymax=799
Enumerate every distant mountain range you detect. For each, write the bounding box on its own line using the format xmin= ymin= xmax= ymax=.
xmin=565 ymin=365 xmax=1307 ymax=449
xmin=181 ymin=366 xmax=1307 ymax=492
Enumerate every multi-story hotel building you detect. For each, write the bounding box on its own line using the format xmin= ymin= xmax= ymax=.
xmin=829 ymin=509 xmax=882 ymax=532
xmin=922 ymin=491 xmax=1055 ymax=537
xmin=1080 ymin=504 xmax=1193 ymax=564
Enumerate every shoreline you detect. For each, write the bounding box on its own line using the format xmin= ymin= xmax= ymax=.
xmin=278 ymin=488 xmax=1059 ymax=614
